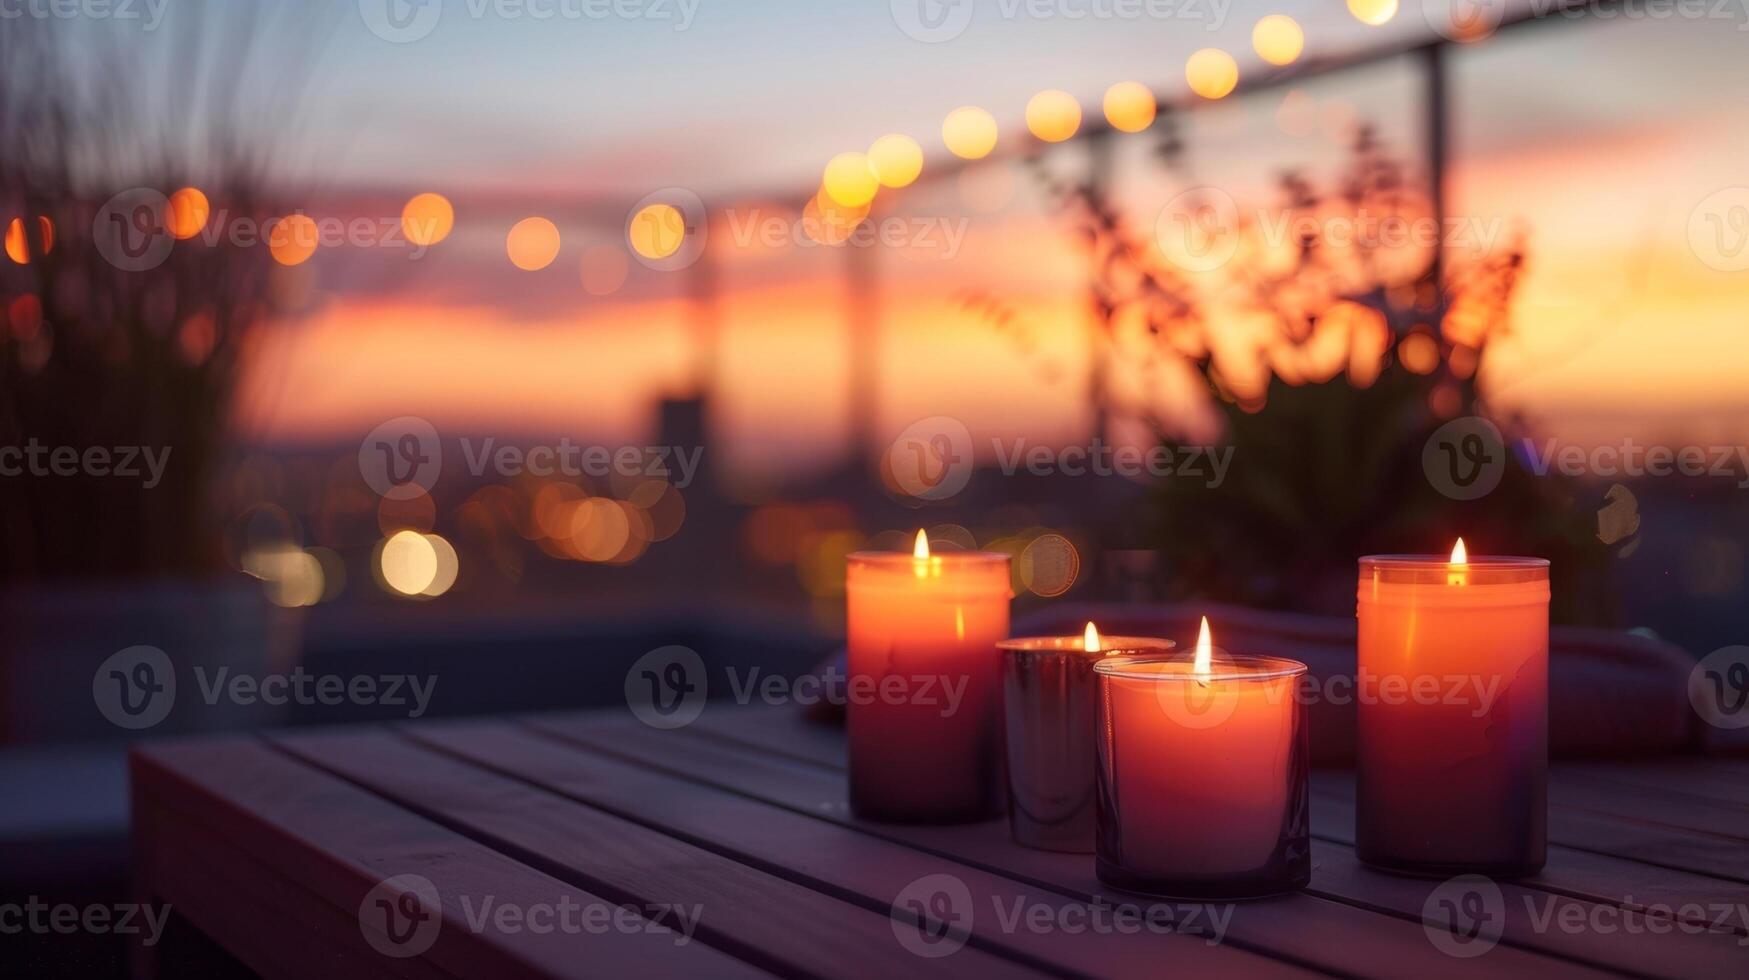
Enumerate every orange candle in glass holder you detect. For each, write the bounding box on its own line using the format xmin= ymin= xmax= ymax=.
xmin=1093 ymin=619 xmax=1310 ymax=900
xmin=1356 ymin=540 xmax=1550 ymax=877
xmin=846 ymin=531 xmax=1011 ymax=824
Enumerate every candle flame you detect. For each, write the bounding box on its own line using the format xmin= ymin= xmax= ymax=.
xmin=1083 ymin=622 xmax=1101 ymax=653
xmin=913 ymin=529 xmax=930 ymax=560
xmin=1447 ymin=537 xmax=1468 ymax=586
xmin=1194 ymin=616 xmax=1213 ymax=680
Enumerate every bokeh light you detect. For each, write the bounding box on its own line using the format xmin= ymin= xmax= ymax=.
xmin=580 ymin=243 xmax=630 ymax=295
xmin=1025 ymin=90 xmax=1081 ymax=143
xmin=1186 ymin=49 xmax=1240 ymax=100
xmin=243 ymin=546 xmax=325 ymax=608
xmin=941 ymin=106 xmax=998 ymax=160
xmin=1399 ymin=332 xmax=1440 ymax=374
xmin=268 ymin=214 xmax=319 ymax=266
xmin=1102 ymin=82 xmax=1156 ymax=133
xmin=167 ymin=188 xmax=211 ymax=240
xmin=420 ymin=533 xmax=459 ymax=597
xmin=867 ymin=134 xmax=923 ymax=189
xmin=628 ymin=204 xmax=685 ymax=260
xmin=378 ymin=529 xmax=438 ymax=596
xmin=5 ymin=217 xmax=53 ymax=264
xmin=1347 ymin=0 xmax=1398 ymax=26
xmin=506 ymin=216 xmax=561 ymax=270
xmin=401 ymin=192 xmax=455 ymax=247
xmin=4 ymin=219 xmax=27 ymax=264
xmin=1252 ymin=15 xmax=1305 ymax=66
xmin=822 ymin=152 xmax=879 ymax=208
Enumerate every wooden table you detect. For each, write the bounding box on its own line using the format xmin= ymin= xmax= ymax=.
xmin=131 ymin=706 xmax=1749 ymax=978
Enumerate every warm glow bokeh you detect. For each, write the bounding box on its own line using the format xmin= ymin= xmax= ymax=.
xmin=268 ymin=214 xmax=318 ymax=266
xmin=379 ymin=529 xmax=439 ymax=596
xmin=4 ymin=217 xmax=52 ymax=264
xmin=867 ymin=134 xmax=923 ymax=189
xmin=167 ymin=188 xmax=211 ymax=240
xmin=628 ymin=204 xmax=685 ymax=260
xmin=1252 ymin=15 xmax=1305 ymax=66
xmin=822 ymin=152 xmax=879 ymax=208
xmin=1024 ymin=89 xmax=1081 ymax=143
xmin=1186 ymin=49 xmax=1239 ymax=100
xmin=506 ymin=216 xmax=561 ymax=270
xmin=1347 ymin=0 xmax=1399 ymax=26
xmin=1102 ymin=82 xmax=1156 ymax=133
xmin=401 ymin=192 xmax=455 ymax=247
xmin=941 ymin=106 xmax=998 ymax=160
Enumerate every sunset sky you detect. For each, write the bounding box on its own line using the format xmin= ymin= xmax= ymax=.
xmin=65 ymin=1 xmax=1743 ymax=479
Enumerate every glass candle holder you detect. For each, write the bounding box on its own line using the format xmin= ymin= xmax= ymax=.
xmin=1356 ymin=554 xmax=1550 ymax=877
xmin=1093 ymin=651 xmax=1310 ymax=900
xmin=845 ymin=547 xmax=1011 ymax=823
xmin=999 ymin=634 xmax=1172 ymax=853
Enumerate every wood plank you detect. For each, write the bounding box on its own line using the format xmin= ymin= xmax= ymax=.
xmin=132 ymin=738 xmax=761 ymax=980
xmin=1552 ymin=769 xmax=1749 ymax=838
xmin=135 ymin=783 xmax=446 ymax=980
xmin=1306 ymin=839 xmax=1746 ymax=979
xmin=519 ymin=718 xmax=1749 ymax=978
xmin=267 ymin=729 xmax=1046 ymax=980
xmin=404 ymin=718 xmax=1311 ymax=980
xmin=532 ymin=715 xmax=1611 ymax=980
xmin=1562 ymin=761 xmax=1749 ymax=808
xmin=1313 ymin=771 xmax=1749 ymax=882
xmin=1310 ymin=784 xmax=1749 ymax=928
xmin=693 ymin=709 xmax=1749 ymax=940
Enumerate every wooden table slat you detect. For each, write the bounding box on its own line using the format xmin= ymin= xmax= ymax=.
xmin=403 ymin=718 xmax=1312 ymax=980
xmin=266 ymin=728 xmax=1047 ymax=980
xmin=533 ymin=714 xmax=1617 ymax=980
xmin=131 ymin=737 xmax=766 ymax=980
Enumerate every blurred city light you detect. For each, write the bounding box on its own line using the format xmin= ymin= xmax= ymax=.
xmin=1252 ymin=15 xmax=1305 ymax=66
xmin=402 ymin=192 xmax=455 ymax=247
xmin=867 ymin=134 xmax=923 ymax=189
xmin=941 ymin=106 xmax=999 ymax=160
xmin=1102 ymin=82 xmax=1156 ymax=133
xmin=507 ymin=217 xmax=562 ymax=270
xmin=1186 ymin=49 xmax=1240 ymax=100
xmin=1024 ymin=89 xmax=1081 ymax=143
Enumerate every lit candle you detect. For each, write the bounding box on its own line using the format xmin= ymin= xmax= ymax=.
xmin=999 ymin=623 xmax=1172 ymax=852
xmin=846 ymin=531 xmax=1011 ymax=823
xmin=1357 ymin=541 xmax=1550 ymax=876
xmin=1093 ymin=619 xmax=1310 ymax=899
